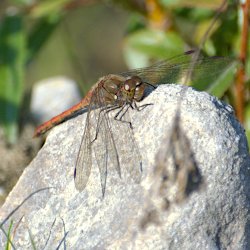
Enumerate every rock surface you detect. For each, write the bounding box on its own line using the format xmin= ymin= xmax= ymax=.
xmin=0 ymin=84 xmax=250 ymax=249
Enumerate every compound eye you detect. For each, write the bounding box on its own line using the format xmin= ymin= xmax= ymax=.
xmin=131 ymin=76 xmax=142 ymax=85
xmin=136 ymin=81 xmax=141 ymax=86
xmin=126 ymin=76 xmax=142 ymax=84
xmin=124 ymin=84 xmax=130 ymax=91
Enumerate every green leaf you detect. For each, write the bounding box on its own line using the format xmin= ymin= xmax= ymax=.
xmin=30 ymin=0 xmax=71 ymax=18
xmin=123 ymin=29 xmax=185 ymax=68
xmin=28 ymin=228 xmax=37 ymax=250
xmin=0 ymin=14 xmax=26 ymax=144
xmin=5 ymin=220 xmax=13 ymax=250
xmin=207 ymin=61 xmax=236 ymax=97
xmin=191 ymin=59 xmax=237 ymax=98
xmin=123 ymin=46 xmax=150 ymax=69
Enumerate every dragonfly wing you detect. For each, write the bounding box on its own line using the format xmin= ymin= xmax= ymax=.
xmin=74 ymin=109 xmax=92 ymax=191
xmin=121 ymin=110 xmax=142 ymax=183
xmin=120 ymin=51 xmax=234 ymax=85
xmin=109 ymin=108 xmax=142 ymax=184
xmin=90 ymin=86 xmax=121 ymax=196
xmin=91 ymin=109 xmax=109 ymax=196
xmin=94 ymin=109 xmax=121 ymax=196
xmin=103 ymin=109 xmax=121 ymax=175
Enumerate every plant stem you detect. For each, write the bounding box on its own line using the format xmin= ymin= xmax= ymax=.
xmin=236 ymin=0 xmax=249 ymax=123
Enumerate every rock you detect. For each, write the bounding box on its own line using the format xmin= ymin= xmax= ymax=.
xmin=0 ymin=84 xmax=249 ymax=249
xmin=30 ymin=76 xmax=82 ymax=124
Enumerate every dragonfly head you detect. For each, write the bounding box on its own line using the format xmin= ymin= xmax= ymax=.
xmin=122 ymin=76 xmax=145 ymax=103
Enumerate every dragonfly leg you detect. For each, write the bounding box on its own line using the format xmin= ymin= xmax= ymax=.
xmin=114 ymin=105 xmax=133 ymax=129
xmin=103 ymin=104 xmax=133 ymax=129
xmin=134 ymin=102 xmax=154 ymax=111
xmin=91 ymin=105 xmax=120 ymax=144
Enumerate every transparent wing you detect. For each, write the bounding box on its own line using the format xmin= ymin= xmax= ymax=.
xmin=74 ymin=106 xmax=93 ymax=191
xmin=119 ymin=50 xmax=234 ymax=85
xmin=123 ymin=110 xmax=142 ymax=183
xmin=93 ymin=110 xmax=121 ymax=196
xmin=104 ymin=109 xmax=121 ymax=178
xmin=74 ymin=86 xmax=107 ymax=192
xmin=91 ymin=88 xmax=121 ymax=196
xmin=74 ymin=83 xmax=124 ymax=195
xmin=110 ymin=108 xmax=142 ymax=184
xmin=90 ymin=109 xmax=108 ymax=196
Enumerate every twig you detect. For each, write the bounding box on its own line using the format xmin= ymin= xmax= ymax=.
xmin=236 ymin=0 xmax=249 ymax=123
xmin=42 ymin=218 xmax=57 ymax=250
xmin=55 ymin=232 xmax=69 ymax=250
xmin=60 ymin=217 xmax=67 ymax=250
xmin=0 ymin=187 xmax=53 ymax=227
xmin=145 ymin=0 xmax=167 ymax=29
xmin=185 ymin=0 xmax=228 ymax=84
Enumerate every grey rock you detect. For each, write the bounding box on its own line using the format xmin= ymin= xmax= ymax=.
xmin=31 ymin=76 xmax=82 ymax=123
xmin=0 ymin=84 xmax=250 ymax=250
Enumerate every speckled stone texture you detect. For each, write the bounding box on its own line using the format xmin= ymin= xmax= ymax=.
xmin=1 ymin=84 xmax=249 ymax=250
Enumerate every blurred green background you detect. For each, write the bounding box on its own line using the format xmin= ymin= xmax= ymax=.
xmin=0 ymin=0 xmax=249 ymax=144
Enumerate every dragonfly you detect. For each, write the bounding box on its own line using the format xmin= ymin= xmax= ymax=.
xmin=34 ymin=50 xmax=233 ymax=196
